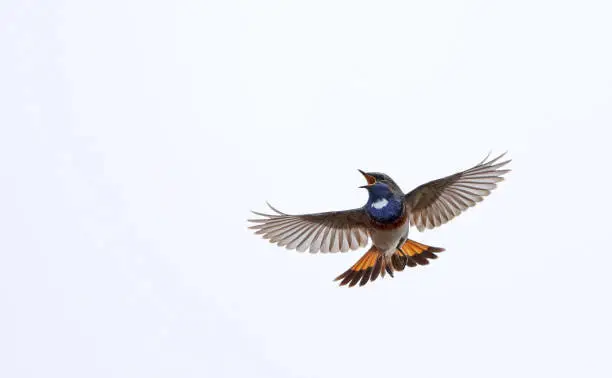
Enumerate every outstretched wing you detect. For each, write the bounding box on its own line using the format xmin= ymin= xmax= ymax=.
xmin=248 ymin=203 xmax=370 ymax=253
xmin=404 ymin=152 xmax=511 ymax=231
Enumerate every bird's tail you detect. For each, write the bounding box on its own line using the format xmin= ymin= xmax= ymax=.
xmin=334 ymin=246 xmax=383 ymax=287
xmin=397 ymin=239 xmax=445 ymax=268
xmin=334 ymin=239 xmax=445 ymax=287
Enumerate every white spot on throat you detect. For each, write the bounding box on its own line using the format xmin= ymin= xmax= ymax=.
xmin=371 ymin=198 xmax=389 ymax=209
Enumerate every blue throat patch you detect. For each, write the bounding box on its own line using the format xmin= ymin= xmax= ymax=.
xmin=364 ymin=183 xmax=403 ymax=223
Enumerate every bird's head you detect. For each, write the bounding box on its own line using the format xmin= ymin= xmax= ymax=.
xmin=358 ymin=170 xmax=403 ymax=195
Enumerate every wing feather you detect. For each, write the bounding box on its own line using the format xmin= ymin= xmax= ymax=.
xmin=249 ymin=204 xmax=371 ymax=253
xmin=405 ymin=152 xmax=511 ymax=231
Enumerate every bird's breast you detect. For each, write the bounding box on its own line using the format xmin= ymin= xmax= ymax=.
xmin=369 ymin=216 xmax=410 ymax=254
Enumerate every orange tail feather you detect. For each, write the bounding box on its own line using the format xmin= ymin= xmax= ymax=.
xmin=334 ymin=246 xmax=383 ymax=287
xmin=398 ymin=239 xmax=445 ymax=267
xmin=334 ymin=239 xmax=445 ymax=287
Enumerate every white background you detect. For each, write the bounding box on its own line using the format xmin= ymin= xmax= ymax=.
xmin=2 ymin=1 xmax=611 ymax=377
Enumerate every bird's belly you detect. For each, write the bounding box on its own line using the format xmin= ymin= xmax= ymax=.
xmin=369 ymin=219 xmax=410 ymax=256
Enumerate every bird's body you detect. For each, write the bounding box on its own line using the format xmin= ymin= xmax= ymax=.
xmin=249 ymin=152 xmax=511 ymax=287
xmin=369 ymin=217 xmax=410 ymax=255
xmin=362 ymin=183 xmax=410 ymax=255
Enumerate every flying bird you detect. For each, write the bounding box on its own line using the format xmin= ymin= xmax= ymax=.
xmin=248 ymin=152 xmax=511 ymax=287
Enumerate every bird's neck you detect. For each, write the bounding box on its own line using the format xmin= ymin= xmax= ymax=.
xmin=366 ymin=194 xmax=404 ymax=223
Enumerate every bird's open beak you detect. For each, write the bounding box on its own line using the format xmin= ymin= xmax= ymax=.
xmin=358 ymin=169 xmax=376 ymax=186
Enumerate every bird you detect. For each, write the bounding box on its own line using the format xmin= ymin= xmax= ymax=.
xmin=248 ymin=152 xmax=511 ymax=287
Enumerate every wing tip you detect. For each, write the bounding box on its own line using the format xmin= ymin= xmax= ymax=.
xmin=480 ymin=150 xmax=509 ymax=166
xmin=266 ymin=201 xmax=288 ymax=215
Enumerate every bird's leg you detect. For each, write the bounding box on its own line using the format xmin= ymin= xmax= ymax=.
xmin=396 ymin=237 xmax=407 ymax=254
xmin=395 ymin=238 xmax=408 ymax=269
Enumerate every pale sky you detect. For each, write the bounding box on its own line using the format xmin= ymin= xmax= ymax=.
xmin=2 ymin=1 xmax=612 ymax=377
